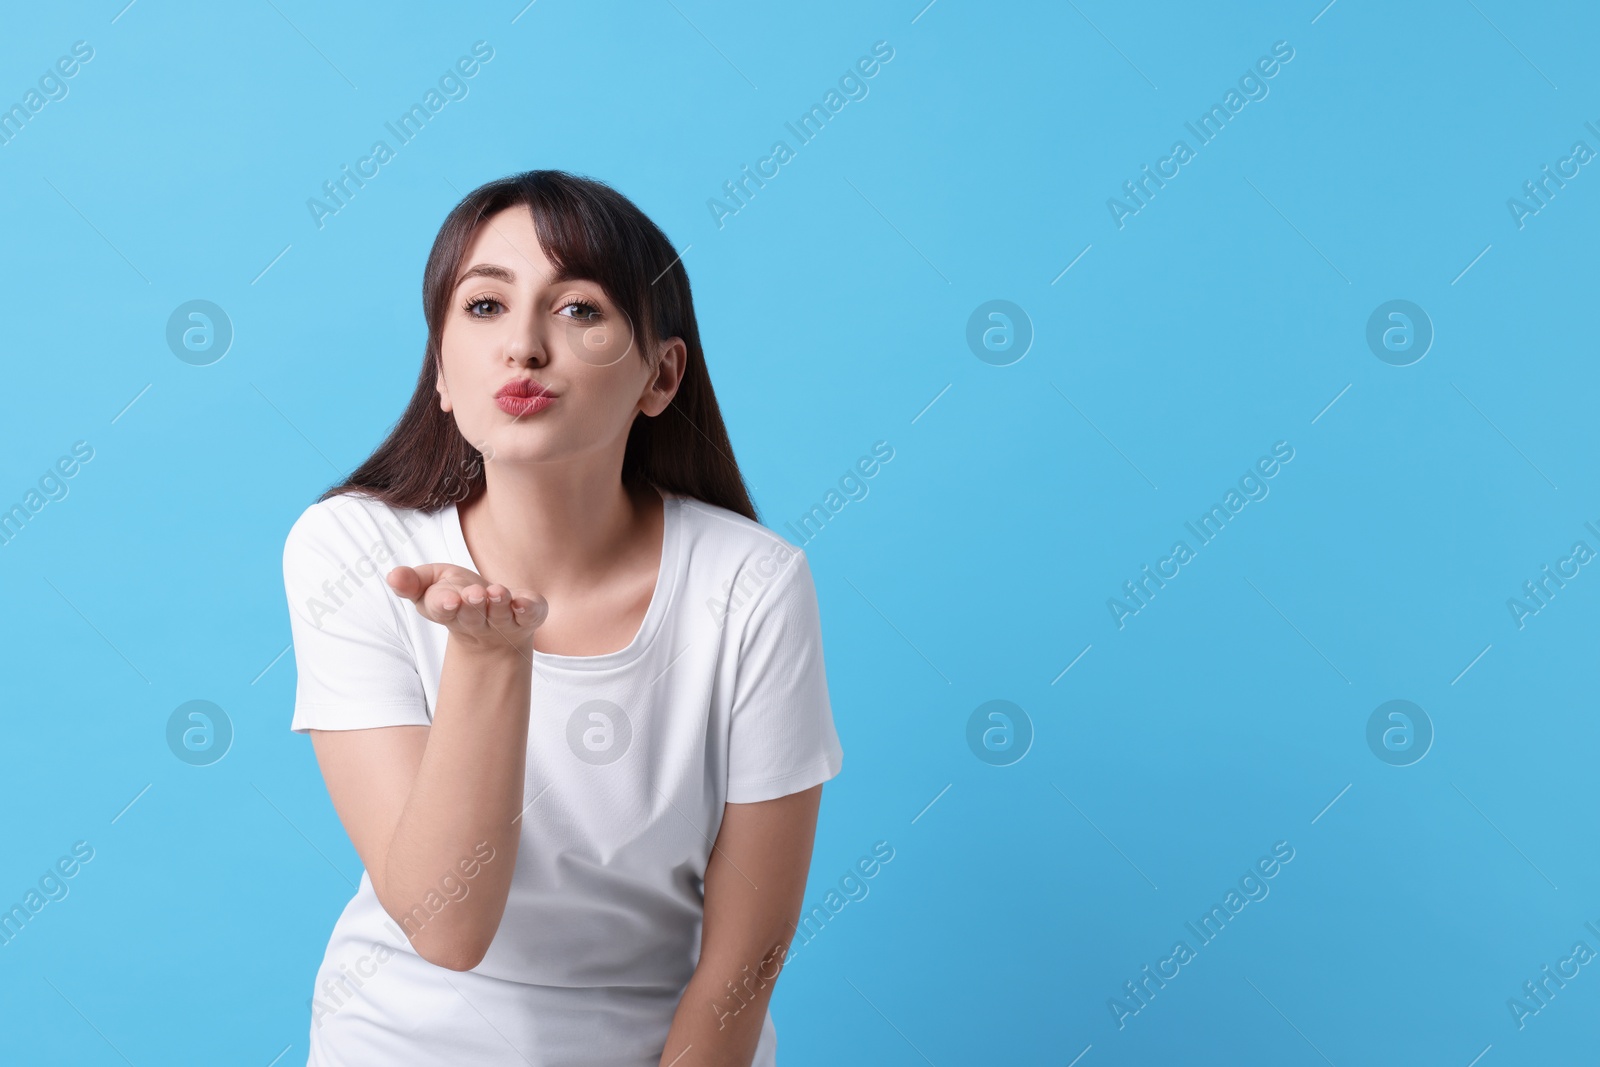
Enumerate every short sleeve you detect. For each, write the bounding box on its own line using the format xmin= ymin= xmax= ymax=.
xmin=725 ymin=549 xmax=844 ymax=803
xmin=282 ymin=497 xmax=431 ymax=733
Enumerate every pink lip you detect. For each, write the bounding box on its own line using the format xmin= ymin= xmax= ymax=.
xmin=495 ymin=394 xmax=557 ymax=417
xmin=496 ymin=378 xmax=555 ymax=399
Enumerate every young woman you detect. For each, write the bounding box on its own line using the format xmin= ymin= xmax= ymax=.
xmin=281 ymin=170 xmax=844 ymax=1066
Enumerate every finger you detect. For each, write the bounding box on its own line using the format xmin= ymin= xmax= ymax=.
xmin=483 ymin=584 xmax=515 ymax=630
xmin=386 ymin=566 xmax=422 ymax=601
xmin=392 ymin=562 xmax=451 ymax=599
xmin=428 ymin=583 xmax=464 ymax=622
xmin=457 ymin=584 xmax=491 ymax=633
xmin=510 ymin=591 xmax=548 ymax=629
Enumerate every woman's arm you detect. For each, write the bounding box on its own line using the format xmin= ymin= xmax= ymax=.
xmin=657 ymin=785 xmax=824 ymax=1067
xmin=309 ymin=564 xmax=544 ymax=972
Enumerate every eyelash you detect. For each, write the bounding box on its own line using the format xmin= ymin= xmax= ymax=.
xmin=460 ymin=293 xmax=603 ymax=322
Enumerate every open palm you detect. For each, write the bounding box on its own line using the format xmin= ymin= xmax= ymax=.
xmin=386 ymin=562 xmax=547 ymax=653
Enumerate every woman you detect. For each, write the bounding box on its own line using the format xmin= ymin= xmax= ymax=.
xmin=280 ymin=170 xmax=844 ymax=1066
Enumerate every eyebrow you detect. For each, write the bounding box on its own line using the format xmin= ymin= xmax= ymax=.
xmin=455 ymin=263 xmax=515 ymax=289
xmin=453 ymin=261 xmax=589 ymax=292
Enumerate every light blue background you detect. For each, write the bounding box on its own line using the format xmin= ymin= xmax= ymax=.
xmin=2 ymin=1 xmax=1596 ymax=1063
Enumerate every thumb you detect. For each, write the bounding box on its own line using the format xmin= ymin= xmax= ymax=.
xmin=386 ymin=564 xmax=443 ymax=603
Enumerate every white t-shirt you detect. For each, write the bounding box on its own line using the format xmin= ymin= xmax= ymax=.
xmin=280 ymin=485 xmax=844 ymax=1067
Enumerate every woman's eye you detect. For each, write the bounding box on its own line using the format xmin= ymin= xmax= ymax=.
xmin=560 ymin=300 xmax=602 ymax=323
xmin=464 ymin=297 xmax=502 ymax=317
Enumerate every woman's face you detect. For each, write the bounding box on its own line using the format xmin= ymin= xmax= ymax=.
xmin=435 ymin=205 xmax=682 ymax=470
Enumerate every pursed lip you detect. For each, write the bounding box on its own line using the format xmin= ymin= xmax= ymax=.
xmin=495 ymin=378 xmax=556 ymax=399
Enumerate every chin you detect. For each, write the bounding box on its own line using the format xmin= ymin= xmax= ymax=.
xmin=481 ymin=439 xmax=560 ymax=465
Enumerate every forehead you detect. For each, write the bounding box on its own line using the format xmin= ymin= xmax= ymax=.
xmin=457 ymin=205 xmax=556 ymax=283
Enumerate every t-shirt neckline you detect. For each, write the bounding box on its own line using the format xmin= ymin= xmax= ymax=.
xmin=441 ymin=484 xmax=684 ymax=672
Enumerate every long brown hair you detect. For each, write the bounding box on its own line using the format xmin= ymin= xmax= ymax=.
xmin=318 ymin=169 xmax=758 ymax=522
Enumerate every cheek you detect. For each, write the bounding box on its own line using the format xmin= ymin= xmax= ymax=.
xmin=562 ymin=317 xmax=636 ymax=369
xmin=567 ymin=365 xmax=651 ymax=428
xmin=438 ymin=331 xmax=492 ymax=393
xmin=436 ymin=353 xmax=492 ymax=424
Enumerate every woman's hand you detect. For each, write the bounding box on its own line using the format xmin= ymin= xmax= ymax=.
xmin=319 ymin=562 xmax=545 ymax=971
xmin=386 ymin=562 xmax=548 ymax=655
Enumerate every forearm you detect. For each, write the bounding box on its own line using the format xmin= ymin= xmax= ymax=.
xmin=381 ymin=638 xmax=531 ymax=969
xmin=658 ymin=944 xmax=789 ymax=1067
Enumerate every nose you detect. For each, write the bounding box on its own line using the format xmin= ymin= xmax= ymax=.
xmin=502 ymin=309 xmax=550 ymax=367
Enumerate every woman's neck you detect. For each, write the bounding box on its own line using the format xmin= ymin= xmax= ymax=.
xmin=460 ymin=469 xmax=661 ymax=597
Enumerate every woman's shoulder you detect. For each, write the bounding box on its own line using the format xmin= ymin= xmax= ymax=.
xmin=671 ymin=492 xmax=806 ymax=567
xmin=283 ymin=490 xmax=438 ymax=571
xmin=670 ymin=492 xmax=817 ymax=627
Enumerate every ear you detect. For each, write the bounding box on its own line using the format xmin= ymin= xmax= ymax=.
xmin=435 ymin=361 xmax=453 ymax=413
xmin=639 ymin=337 xmax=687 ymax=417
